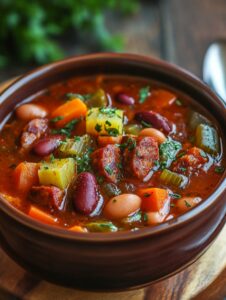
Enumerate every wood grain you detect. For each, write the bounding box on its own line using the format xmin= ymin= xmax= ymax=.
xmin=161 ymin=0 xmax=226 ymax=76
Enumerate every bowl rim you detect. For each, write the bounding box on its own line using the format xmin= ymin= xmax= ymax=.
xmin=0 ymin=52 xmax=225 ymax=242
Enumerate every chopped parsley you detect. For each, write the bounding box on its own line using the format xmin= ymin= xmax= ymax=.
xmin=159 ymin=138 xmax=182 ymax=169
xmin=177 ymin=151 xmax=186 ymax=159
xmin=99 ymin=107 xmax=118 ymax=117
xmin=105 ymin=165 xmax=113 ymax=175
xmin=105 ymin=127 xmax=119 ymax=137
xmin=141 ymin=120 xmax=152 ymax=128
xmin=139 ymin=86 xmax=150 ymax=103
xmin=169 ymin=193 xmax=181 ymax=199
xmin=170 ymin=203 xmax=175 ymax=207
xmin=96 ymin=176 xmax=105 ymax=184
xmin=95 ymin=123 xmax=102 ymax=132
xmin=76 ymin=147 xmax=93 ymax=173
xmin=74 ymin=136 xmax=81 ymax=142
xmin=185 ymin=200 xmax=191 ymax=208
xmin=143 ymin=193 xmax=151 ymax=197
xmin=143 ymin=213 xmax=148 ymax=222
xmin=50 ymin=116 xmax=64 ymax=123
xmin=50 ymin=154 xmax=55 ymax=163
xmin=214 ymin=166 xmax=225 ymax=174
xmin=120 ymin=137 xmax=136 ymax=151
xmin=175 ymin=99 xmax=183 ymax=106
xmin=179 ymin=167 xmax=187 ymax=172
xmin=65 ymin=93 xmax=91 ymax=101
xmin=51 ymin=119 xmax=80 ymax=137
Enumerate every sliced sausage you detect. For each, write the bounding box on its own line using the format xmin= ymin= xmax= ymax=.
xmin=21 ymin=118 xmax=48 ymax=150
xmin=91 ymin=144 xmax=121 ymax=183
xmin=172 ymin=147 xmax=208 ymax=176
xmin=123 ymin=136 xmax=159 ymax=180
xmin=29 ymin=185 xmax=64 ymax=210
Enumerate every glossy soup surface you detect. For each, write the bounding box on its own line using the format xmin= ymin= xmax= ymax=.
xmin=0 ymin=75 xmax=224 ymax=232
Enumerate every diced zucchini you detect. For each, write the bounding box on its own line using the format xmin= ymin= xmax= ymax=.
xmin=195 ymin=124 xmax=219 ymax=155
xmin=58 ymin=134 xmax=92 ymax=157
xmin=86 ymin=221 xmax=118 ymax=232
xmin=124 ymin=123 xmax=142 ymax=135
xmin=38 ymin=158 xmax=75 ymax=189
xmin=160 ymin=169 xmax=188 ymax=188
xmin=159 ymin=138 xmax=182 ymax=168
xmin=86 ymin=107 xmax=123 ymax=136
xmin=189 ymin=111 xmax=210 ymax=130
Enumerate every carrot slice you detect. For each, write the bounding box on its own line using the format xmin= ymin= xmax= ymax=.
xmin=97 ymin=136 xmax=122 ymax=147
xmin=69 ymin=225 xmax=87 ymax=233
xmin=14 ymin=162 xmax=39 ymax=194
xmin=51 ymin=98 xmax=87 ymax=127
xmin=138 ymin=188 xmax=169 ymax=212
xmin=28 ymin=205 xmax=57 ymax=225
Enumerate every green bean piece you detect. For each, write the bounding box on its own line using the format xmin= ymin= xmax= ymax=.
xmin=86 ymin=221 xmax=118 ymax=232
xmin=124 ymin=123 xmax=142 ymax=135
xmin=189 ymin=111 xmax=210 ymax=131
xmin=160 ymin=169 xmax=188 ymax=188
xmin=195 ymin=124 xmax=219 ymax=155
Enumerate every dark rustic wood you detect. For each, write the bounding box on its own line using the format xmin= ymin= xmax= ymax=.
xmin=161 ymin=0 xmax=226 ymax=76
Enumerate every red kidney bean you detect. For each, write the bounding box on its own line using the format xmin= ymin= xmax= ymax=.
xmin=115 ymin=93 xmax=135 ymax=105
xmin=135 ymin=111 xmax=172 ymax=133
xmin=73 ymin=172 xmax=98 ymax=215
xmin=33 ymin=135 xmax=63 ymax=156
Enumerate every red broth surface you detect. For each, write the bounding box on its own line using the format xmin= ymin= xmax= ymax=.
xmin=0 ymin=75 xmax=224 ymax=232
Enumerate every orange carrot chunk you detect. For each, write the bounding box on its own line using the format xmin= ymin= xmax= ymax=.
xmin=14 ymin=162 xmax=39 ymax=194
xmin=51 ymin=98 xmax=87 ymax=127
xmin=138 ymin=188 xmax=169 ymax=212
xmin=28 ymin=205 xmax=57 ymax=225
xmin=69 ymin=225 xmax=87 ymax=232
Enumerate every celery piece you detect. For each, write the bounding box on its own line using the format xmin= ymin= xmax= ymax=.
xmin=86 ymin=107 xmax=123 ymax=136
xmin=159 ymin=138 xmax=182 ymax=169
xmin=160 ymin=169 xmax=188 ymax=188
xmin=38 ymin=158 xmax=75 ymax=189
xmin=58 ymin=134 xmax=92 ymax=157
xmin=86 ymin=221 xmax=118 ymax=232
xmin=195 ymin=124 xmax=219 ymax=155
xmin=124 ymin=123 xmax=142 ymax=135
xmin=189 ymin=111 xmax=210 ymax=131
xmin=121 ymin=211 xmax=142 ymax=224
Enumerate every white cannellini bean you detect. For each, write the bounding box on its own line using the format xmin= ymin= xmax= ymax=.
xmin=139 ymin=128 xmax=167 ymax=144
xmin=104 ymin=194 xmax=141 ymax=220
xmin=146 ymin=212 xmax=165 ymax=225
xmin=16 ymin=104 xmax=47 ymax=121
xmin=176 ymin=197 xmax=202 ymax=213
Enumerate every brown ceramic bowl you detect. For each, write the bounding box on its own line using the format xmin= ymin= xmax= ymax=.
xmin=0 ymin=53 xmax=225 ymax=291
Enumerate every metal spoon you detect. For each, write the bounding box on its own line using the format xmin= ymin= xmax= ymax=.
xmin=203 ymin=40 xmax=226 ymax=102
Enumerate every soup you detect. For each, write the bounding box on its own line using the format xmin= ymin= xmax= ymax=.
xmin=0 ymin=75 xmax=224 ymax=232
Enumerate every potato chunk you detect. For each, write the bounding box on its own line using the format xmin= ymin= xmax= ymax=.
xmin=86 ymin=107 xmax=123 ymax=136
xmin=38 ymin=158 xmax=75 ymax=189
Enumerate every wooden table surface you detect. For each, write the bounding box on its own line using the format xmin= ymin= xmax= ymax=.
xmin=0 ymin=0 xmax=226 ymax=299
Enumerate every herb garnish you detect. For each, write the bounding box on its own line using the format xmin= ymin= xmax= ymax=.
xmin=175 ymin=99 xmax=183 ymax=106
xmin=159 ymin=138 xmax=182 ymax=169
xmin=143 ymin=213 xmax=148 ymax=222
xmin=214 ymin=166 xmax=225 ymax=173
xmin=105 ymin=127 xmax=119 ymax=137
xmin=143 ymin=193 xmax=151 ymax=197
xmin=141 ymin=120 xmax=152 ymax=128
xmin=169 ymin=193 xmax=181 ymax=199
xmin=51 ymin=119 xmax=80 ymax=137
xmin=185 ymin=200 xmax=191 ymax=208
xmin=50 ymin=154 xmax=55 ymax=163
xmin=76 ymin=147 xmax=93 ymax=173
xmin=105 ymin=165 xmax=113 ymax=175
xmin=139 ymin=86 xmax=150 ymax=103
xmin=50 ymin=116 xmax=64 ymax=123
xmin=95 ymin=123 xmax=102 ymax=133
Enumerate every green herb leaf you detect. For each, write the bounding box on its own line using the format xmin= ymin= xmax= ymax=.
xmin=95 ymin=123 xmax=102 ymax=133
xmin=139 ymin=86 xmax=150 ymax=103
xmin=104 ymin=165 xmax=113 ymax=175
xmin=175 ymin=99 xmax=183 ymax=106
xmin=185 ymin=200 xmax=191 ymax=208
xmin=169 ymin=193 xmax=181 ymax=199
xmin=50 ymin=116 xmax=64 ymax=122
xmin=141 ymin=120 xmax=152 ymax=128
xmin=214 ymin=166 xmax=225 ymax=173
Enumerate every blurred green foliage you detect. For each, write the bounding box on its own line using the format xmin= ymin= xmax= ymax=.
xmin=0 ymin=0 xmax=138 ymax=68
